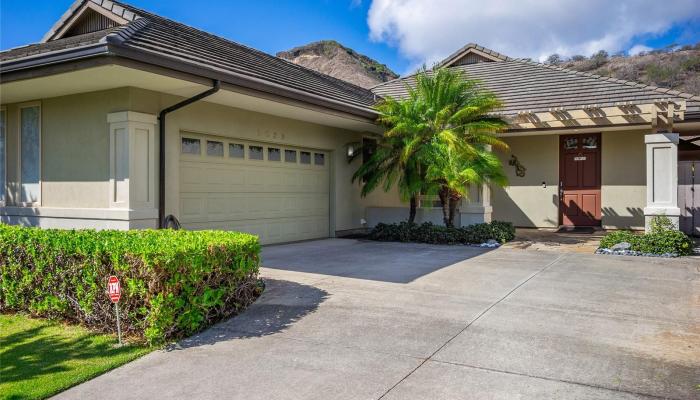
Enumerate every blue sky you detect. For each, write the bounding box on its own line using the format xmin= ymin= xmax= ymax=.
xmin=2 ymin=0 xmax=699 ymax=76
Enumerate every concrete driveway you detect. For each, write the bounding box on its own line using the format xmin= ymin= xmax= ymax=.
xmin=57 ymin=239 xmax=699 ymax=400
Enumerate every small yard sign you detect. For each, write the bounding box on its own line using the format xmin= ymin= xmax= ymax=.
xmin=108 ymin=276 xmax=121 ymax=303
xmin=107 ymin=276 xmax=123 ymax=346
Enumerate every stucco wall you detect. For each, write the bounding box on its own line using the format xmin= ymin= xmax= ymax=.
xmin=601 ymin=130 xmax=646 ymax=229
xmin=2 ymin=88 xmax=130 ymax=209
xmin=492 ymin=130 xmax=648 ymax=229
xmin=492 ymin=135 xmax=560 ymax=227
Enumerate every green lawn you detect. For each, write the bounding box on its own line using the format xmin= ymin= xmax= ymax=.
xmin=0 ymin=314 xmax=151 ymax=400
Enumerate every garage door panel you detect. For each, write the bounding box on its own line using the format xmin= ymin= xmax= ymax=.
xmin=179 ymin=134 xmax=330 ymax=244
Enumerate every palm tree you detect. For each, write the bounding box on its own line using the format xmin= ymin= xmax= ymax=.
xmin=413 ymin=67 xmax=509 ymax=227
xmin=353 ymin=66 xmax=508 ymax=227
xmin=351 ymin=129 xmax=424 ymax=224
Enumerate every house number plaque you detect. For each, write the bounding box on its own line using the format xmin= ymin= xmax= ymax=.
xmin=574 ymin=156 xmax=587 ymax=161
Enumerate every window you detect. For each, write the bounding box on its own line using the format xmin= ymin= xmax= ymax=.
xmin=0 ymin=108 xmax=5 ymax=204
xmin=300 ymin=151 xmax=311 ymax=164
xmin=229 ymin=143 xmax=244 ymax=158
xmin=20 ymin=105 xmax=40 ymax=205
xmin=284 ymin=149 xmax=297 ymax=163
xmin=206 ymin=140 xmax=224 ymax=156
xmin=268 ymin=147 xmax=281 ymax=161
xmin=181 ymin=138 xmax=200 ymax=154
xmin=249 ymin=145 xmax=263 ymax=160
xmin=314 ymin=153 xmax=325 ymax=166
xmin=582 ymin=136 xmax=598 ymax=149
xmin=564 ymin=137 xmax=578 ymax=150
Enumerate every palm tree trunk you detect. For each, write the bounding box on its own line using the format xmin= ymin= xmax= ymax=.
xmin=447 ymin=195 xmax=460 ymax=228
xmin=438 ymin=186 xmax=450 ymax=227
xmin=408 ymin=195 xmax=417 ymax=224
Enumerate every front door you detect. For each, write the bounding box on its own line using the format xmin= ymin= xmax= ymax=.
xmin=559 ymin=133 xmax=601 ymax=226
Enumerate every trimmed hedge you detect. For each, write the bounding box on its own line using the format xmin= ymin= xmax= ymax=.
xmin=368 ymin=221 xmax=515 ymax=245
xmin=0 ymin=225 xmax=262 ymax=345
xmin=598 ymin=229 xmax=693 ymax=256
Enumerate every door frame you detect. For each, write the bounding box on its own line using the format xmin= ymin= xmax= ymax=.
xmin=558 ymin=133 xmax=602 ymax=226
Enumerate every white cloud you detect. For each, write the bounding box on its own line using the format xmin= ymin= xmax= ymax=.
xmin=628 ymin=44 xmax=652 ymax=56
xmin=367 ymin=0 xmax=700 ymax=71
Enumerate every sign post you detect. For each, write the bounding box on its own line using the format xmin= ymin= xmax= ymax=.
xmin=108 ymin=276 xmax=123 ymax=346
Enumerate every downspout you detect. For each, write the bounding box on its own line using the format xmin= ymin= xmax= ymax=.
xmin=158 ymin=79 xmax=221 ymax=228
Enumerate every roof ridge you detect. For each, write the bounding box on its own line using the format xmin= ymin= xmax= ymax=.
xmin=102 ymin=17 xmax=149 ymax=45
xmin=512 ymin=57 xmax=700 ymax=102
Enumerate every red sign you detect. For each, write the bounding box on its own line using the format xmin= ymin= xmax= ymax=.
xmin=108 ymin=276 xmax=121 ymax=303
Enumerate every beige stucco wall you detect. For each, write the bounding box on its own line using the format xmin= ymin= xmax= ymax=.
xmin=126 ymin=87 xmax=369 ymax=232
xmin=492 ymin=135 xmax=560 ymax=227
xmin=2 ymin=88 xmax=131 ymax=209
xmin=601 ymin=129 xmax=646 ymax=229
xmin=1 ymin=84 xmax=650 ymax=232
xmin=492 ymin=130 xmax=648 ymax=229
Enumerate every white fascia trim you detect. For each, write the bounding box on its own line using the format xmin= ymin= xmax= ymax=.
xmin=0 ymin=206 xmax=158 ymax=220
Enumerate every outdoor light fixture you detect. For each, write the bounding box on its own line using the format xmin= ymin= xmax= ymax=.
xmin=346 ymin=142 xmax=360 ymax=162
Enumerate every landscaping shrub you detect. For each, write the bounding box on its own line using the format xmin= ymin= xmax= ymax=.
xmin=368 ymin=221 xmax=515 ymax=245
xmin=0 ymin=225 xmax=262 ymax=345
xmin=598 ymin=216 xmax=693 ymax=256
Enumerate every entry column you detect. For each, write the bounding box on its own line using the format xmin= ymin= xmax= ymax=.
xmin=643 ymin=133 xmax=680 ymax=231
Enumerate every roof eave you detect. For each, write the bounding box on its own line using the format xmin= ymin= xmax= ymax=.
xmin=1 ymin=42 xmax=379 ymax=122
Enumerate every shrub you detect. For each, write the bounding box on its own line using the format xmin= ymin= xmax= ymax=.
xmin=0 ymin=225 xmax=262 ymax=345
xmin=598 ymin=216 xmax=693 ymax=256
xmin=367 ymin=221 xmax=515 ymax=245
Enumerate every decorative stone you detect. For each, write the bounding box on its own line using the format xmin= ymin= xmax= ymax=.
xmin=611 ymin=242 xmax=631 ymax=251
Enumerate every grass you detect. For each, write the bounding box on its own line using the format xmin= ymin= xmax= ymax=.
xmin=0 ymin=314 xmax=151 ymax=400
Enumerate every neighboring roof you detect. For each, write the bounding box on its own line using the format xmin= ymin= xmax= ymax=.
xmin=1 ymin=0 xmax=378 ymax=117
xmin=372 ymin=51 xmax=700 ymax=118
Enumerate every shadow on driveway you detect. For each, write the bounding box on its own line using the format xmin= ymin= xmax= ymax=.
xmin=169 ymin=280 xmax=329 ymax=350
xmin=262 ymin=239 xmax=492 ymax=284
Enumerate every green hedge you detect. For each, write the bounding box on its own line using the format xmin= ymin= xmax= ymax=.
xmin=599 ymin=229 xmax=693 ymax=256
xmin=368 ymin=221 xmax=515 ymax=245
xmin=0 ymin=225 xmax=262 ymax=345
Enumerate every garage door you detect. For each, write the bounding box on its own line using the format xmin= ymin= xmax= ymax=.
xmin=178 ymin=133 xmax=330 ymax=244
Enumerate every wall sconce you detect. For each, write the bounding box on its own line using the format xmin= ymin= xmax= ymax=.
xmin=346 ymin=142 xmax=360 ymax=162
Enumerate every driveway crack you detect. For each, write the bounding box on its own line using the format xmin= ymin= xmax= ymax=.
xmin=377 ymin=253 xmax=567 ymax=399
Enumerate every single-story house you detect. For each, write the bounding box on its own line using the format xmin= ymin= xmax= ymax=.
xmin=1 ymin=0 xmax=699 ymax=244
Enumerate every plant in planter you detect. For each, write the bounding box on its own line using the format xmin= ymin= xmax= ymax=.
xmin=597 ymin=215 xmax=693 ymax=257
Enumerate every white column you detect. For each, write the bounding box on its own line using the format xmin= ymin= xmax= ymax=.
xmin=460 ymin=184 xmax=492 ymax=226
xmin=643 ymin=133 xmax=680 ymax=231
xmin=107 ymin=111 xmax=158 ymax=228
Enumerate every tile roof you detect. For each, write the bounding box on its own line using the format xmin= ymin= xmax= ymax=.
xmin=372 ymin=56 xmax=700 ymax=118
xmin=0 ymin=28 xmax=116 ymax=61
xmin=1 ymin=0 xmax=378 ymax=114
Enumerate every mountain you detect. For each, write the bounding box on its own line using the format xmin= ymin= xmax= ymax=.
xmin=277 ymin=40 xmax=399 ymax=89
xmin=551 ymin=45 xmax=700 ymax=95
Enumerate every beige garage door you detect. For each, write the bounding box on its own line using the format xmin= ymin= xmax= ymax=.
xmin=178 ymin=133 xmax=330 ymax=244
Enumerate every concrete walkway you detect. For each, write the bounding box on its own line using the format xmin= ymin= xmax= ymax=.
xmin=57 ymin=239 xmax=700 ymax=400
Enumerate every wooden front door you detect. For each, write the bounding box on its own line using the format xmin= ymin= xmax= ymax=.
xmin=559 ymin=134 xmax=601 ymax=226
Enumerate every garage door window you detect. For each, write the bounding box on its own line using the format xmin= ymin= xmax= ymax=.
xmin=284 ymin=149 xmax=297 ymax=163
xmin=268 ymin=147 xmax=281 ymax=161
xmin=300 ymin=151 xmax=311 ymax=164
xmin=314 ymin=153 xmax=325 ymax=166
xmin=229 ymin=143 xmax=244 ymax=158
xmin=181 ymin=138 xmax=200 ymax=155
xmin=207 ymin=140 xmax=224 ymax=157
xmin=249 ymin=145 xmax=263 ymax=160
